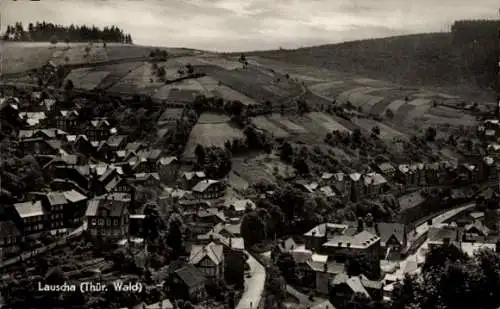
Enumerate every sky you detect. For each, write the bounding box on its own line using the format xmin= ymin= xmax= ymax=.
xmin=1 ymin=0 xmax=499 ymax=52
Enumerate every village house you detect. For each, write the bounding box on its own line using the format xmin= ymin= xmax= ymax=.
xmin=363 ymin=172 xmax=388 ymax=198
xmin=427 ymin=224 xmax=462 ymax=250
xmin=167 ymin=264 xmax=207 ymax=301
xmin=320 ymin=228 xmax=381 ymax=279
xmin=0 ymin=220 xmax=23 ymax=258
xmin=19 ymin=138 xmax=62 ymax=156
xmin=192 ymin=180 xmax=226 ymax=200
xmin=332 ymin=172 xmax=350 ymax=202
xmin=157 ymin=156 xmax=179 ymax=184
xmin=225 ymin=199 xmax=256 ymax=218
xmin=304 ymin=254 xmax=345 ymax=294
xmin=396 ymin=164 xmax=416 ymax=187
xmin=330 ymin=273 xmax=383 ymax=305
xmin=374 ymin=222 xmax=407 ymax=260
xmin=183 ymin=171 xmax=206 ymax=189
xmin=12 ymin=200 xmax=46 ymax=236
xmin=54 ymin=110 xmax=80 ymax=132
xmin=132 ymin=173 xmax=161 ymax=187
xmin=85 ymin=193 xmax=130 ymax=239
xmin=189 ymin=242 xmax=225 ymax=281
xmin=18 ymin=128 xmax=67 ymax=140
xmin=128 ymin=156 xmax=151 ymax=174
xmin=87 ymin=118 xmax=112 ymax=141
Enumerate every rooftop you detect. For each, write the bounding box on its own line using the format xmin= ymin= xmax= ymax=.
xmin=14 ymin=200 xmax=45 ymax=218
xmin=323 ymin=230 xmax=380 ymax=249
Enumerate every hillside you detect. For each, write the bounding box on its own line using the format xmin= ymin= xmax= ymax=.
xmin=248 ymin=32 xmax=498 ymax=100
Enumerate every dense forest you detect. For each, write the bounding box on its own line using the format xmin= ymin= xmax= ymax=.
xmin=2 ymin=21 xmax=133 ymax=44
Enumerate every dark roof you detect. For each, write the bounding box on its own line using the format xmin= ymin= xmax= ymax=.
xmin=86 ymin=195 xmax=129 ymax=217
xmin=174 ymin=264 xmax=206 ymax=287
xmin=106 ymin=135 xmax=127 ymax=148
xmin=428 ymin=225 xmax=460 ymax=244
xmin=376 ymin=222 xmax=405 ymax=246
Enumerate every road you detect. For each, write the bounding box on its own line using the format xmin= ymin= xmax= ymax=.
xmin=389 ymin=202 xmax=475 ymax=281
xmin=207 ymin=233 xmax=266 ymax=309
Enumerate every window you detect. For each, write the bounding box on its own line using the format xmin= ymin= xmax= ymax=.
xmin=113 ymin=219 xmax=118 ymax=226
xmin=107 ymin=219 xmax=111 ymax=226
xmin=91 ymin=218 xmax=97 ymax=226
xmin=98 ymin=219 xmax=104 ymax=226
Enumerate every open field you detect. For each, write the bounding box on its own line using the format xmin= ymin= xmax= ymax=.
xmin=215 ymin=85 xmax=259 ymax=106
xmin=2 ymin=42 xmax=61 ymax=73
xmin=232 ymin=154 xmax=297 ymax=185
xmin=251 ymin=116 xmax=290 ymax=138
xmin=183 ymin=113 xmax=245 ymax=160
xmin=94 ymin=61 xmax=146 ymax=90
xmin=269 ymin=114 xmax=308 ymax=133
xmin=197 ymin=56 xmax=244 ymax=70
xmin=71 ymin=71 xmax=111 ymax=90
xmin=307 ymin=112 xmax=351 ymax=133
xmin=351 ymin=117 xmax=408 ymax=141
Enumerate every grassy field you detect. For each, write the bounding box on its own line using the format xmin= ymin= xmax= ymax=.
xmin=307 ymin=112 xmax=351 ymax=133
xmin=248 ymin=33 xmax=496 ymax=101
xmin=251 ymin=116 xmax=290 ymax=138
xmin=351 ymin=117 xmax=408 ymax=141
xmin=232 ymin=154 xmax=297 ymax=186
xmin=183 ymin=113 xmax=245 ymax=160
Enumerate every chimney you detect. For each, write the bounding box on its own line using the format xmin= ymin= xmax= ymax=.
xmin=323 ymin=263 xmax=328 ymax=273
xmin=229 ymin=237 xmax=232 ymax=248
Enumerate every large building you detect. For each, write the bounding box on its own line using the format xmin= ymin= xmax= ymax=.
xmin=85 ymin=193 xmax=130 ymax=239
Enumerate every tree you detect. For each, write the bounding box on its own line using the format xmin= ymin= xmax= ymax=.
xmin=49 ymin=35 xmax=58 ymax=46
xmin=64 ymin=36 xmax=70 ymax=48
xmin=194 ymin=144 xmax=206 ymax=166
xmin=64 ymin=79 xmax=74 ymax=93
xmin=280 ymin=142 xmax=293 ymax=163
xmin=371 ymin=126 xmax=380 ymax=136
xmin=425 ymin=126 xmax=437 ymax=142
xmin=166 ymin=213 xmax=186 ymax=255
xmin=385 ymin=109 xmax=394 ymax=119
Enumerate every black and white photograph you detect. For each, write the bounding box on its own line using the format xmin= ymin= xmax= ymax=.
xmin=0 ymin=0 xmax=500 ymax=308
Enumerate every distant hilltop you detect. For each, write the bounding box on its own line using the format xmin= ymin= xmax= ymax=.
xmin=2 ymin=21 xmax=133 ymax=44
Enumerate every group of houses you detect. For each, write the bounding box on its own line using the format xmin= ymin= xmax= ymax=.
xmin=293 ymin=155 xmax=498 ymax=205
xmin=0 ymin=91 xmax=187 ymax=259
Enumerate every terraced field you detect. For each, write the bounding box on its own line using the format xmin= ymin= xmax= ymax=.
xmin=351 ymin=117 xmax=408 ymax=141
xmin=251 ymin=116 xmax=290 ymax=138
xmin=94 ymin=61 xmax=145 ymax=90
xmin=183 ymin=113 xmax=245 ymax=160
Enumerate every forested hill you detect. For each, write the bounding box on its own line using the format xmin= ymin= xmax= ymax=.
xmin=2 ymin=21 xmax=133 ymax=44
xmin=250 ymin=20 xmax=500 ymax=98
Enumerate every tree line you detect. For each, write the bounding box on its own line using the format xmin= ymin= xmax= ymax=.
xmin=3 ymin=21 xmax=133 ymax=44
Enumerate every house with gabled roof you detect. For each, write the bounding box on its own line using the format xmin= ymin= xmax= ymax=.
xmin=192 ymin=179 xmax=225 ymax=200
xmin=19 ymin=137 xmax=61 ymax=156
xmin=85 ymin=193 xmax=130 ymax=239
xmin=12 ymin=200 xmax=46 ymax=236
xmin=183 ymin=171 xmax=206 ymax=189
xmin=363 ymin=172 xmax=388 ymax=198
xmin=157 ymin=156 xmax=179 ymax=184
xmin=132 ymin=173 xmax=161 ymax=187
xmin=55 ymin=109 xmax=80 ymax=132
xmin=374 ymin=222 xmax=407 ymax=260
xmin=189 ymin=241 xmax=225 ymax=280
xmin=168 ymin=264 xmax=206 ymax=302
xmin=0 ymin=220 xmax=23 ymax=257
xmin=87 ymin=118 xmax=112 ymax=141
